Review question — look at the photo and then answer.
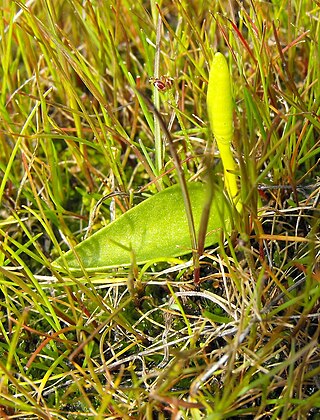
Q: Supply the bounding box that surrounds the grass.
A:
[0,0,319,418]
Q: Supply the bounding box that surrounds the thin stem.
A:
[153,15,163,181]
[137,90,199,282]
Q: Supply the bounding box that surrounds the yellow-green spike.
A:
[207,52,242,212]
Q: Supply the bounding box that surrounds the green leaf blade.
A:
[54,183,230,273]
